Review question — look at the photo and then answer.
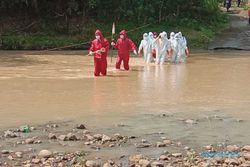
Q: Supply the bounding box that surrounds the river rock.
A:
[1,150,10,154]
[159,155,168,160]
[4,130,19,138]
[172,153,182,158]
[203,145,212,150]
[67,133,78,141]
[185,119,197,124]
[227,145,239,152]
[15,152,23,158]
[85,160,100,167]
[151,161,164,167]
[58,135,67,141]
[93,134,102,140]
[102,134,111,142]
[34,140,42,144]
[243,153,250,160]
[38,150,52,158]
[86,134,94,141]
[136,143,151,148]
[138,159,151,167]
[129,154,144,163]
[25,138,35,144]
[200,162,210,167]
[242,146,250,152]
[156,142,166,147]
[241,163,250,167]
[225,158,239,165]
[31,158,41,164]
[163,139,172,145]
[76,124,86,129]
[103,162,112,167]
[48,133,57,139]
[8,155,14,160]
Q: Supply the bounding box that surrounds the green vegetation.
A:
[0,0,229,50]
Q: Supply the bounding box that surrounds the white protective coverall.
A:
[153,32,170,64]
[138,33,152,63]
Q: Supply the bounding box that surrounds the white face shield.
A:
[95,35,100,40]
[120,35,124,39]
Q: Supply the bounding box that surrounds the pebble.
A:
[15,152,23,158]
[102,134,111,142]
[93,134,102,140]
[151,161,164,167]
[1,150,10,154]
[48,133,57,139]
[227,145,239,152]
[156,142,166,147]
[163,139,172,145]
[159,155,168,160]
[103,162,112,167]
[243,153,250,160]
[58,135,67,141]
[25,138,35,144]
[76,124,86,129]
[38,150,52,158]
[85,160,100,167]
[203,145,212,150]
[30,127,36,131]
[242,145,250,152]
[185,119,197,124]
[241,163,250,167]
[31,158,41,164]
[4,130,19,138]
[136,143,151,148]
[172,153,182,158]
[8,155,14,160]
[225,158,239,165]
[66,133,78,141]
[138,159,151,167]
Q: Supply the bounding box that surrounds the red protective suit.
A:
[113,30,137,70]
[89,30,110,76]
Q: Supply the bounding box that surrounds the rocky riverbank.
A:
[1,120,250,167]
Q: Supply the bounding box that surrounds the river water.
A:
[0,50,250,148]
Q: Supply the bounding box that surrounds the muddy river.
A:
[0,50,250,149]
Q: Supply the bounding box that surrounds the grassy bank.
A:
[0,14,229,50]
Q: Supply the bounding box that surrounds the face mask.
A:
[95,35,100,40]
[120,35,124,39]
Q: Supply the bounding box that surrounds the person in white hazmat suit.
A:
[153,32,170,65]
[169,32,178,63]
[178,32,189,63]
[172,32,189,63]
[138,33,152,63]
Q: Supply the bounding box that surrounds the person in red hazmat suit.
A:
[89,29,110,76]
[111,30,137,70]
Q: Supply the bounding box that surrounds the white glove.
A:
[89,51,94,55]
[111,42,115,46]
[133,50,137,55]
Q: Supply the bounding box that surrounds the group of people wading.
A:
[89,29,189,77]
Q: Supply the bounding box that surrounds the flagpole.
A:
[111,22,115,63]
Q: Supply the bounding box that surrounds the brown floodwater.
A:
[0,50,250,147]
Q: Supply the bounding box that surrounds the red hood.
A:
[95,29,104,39]
[119,30,127,39]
